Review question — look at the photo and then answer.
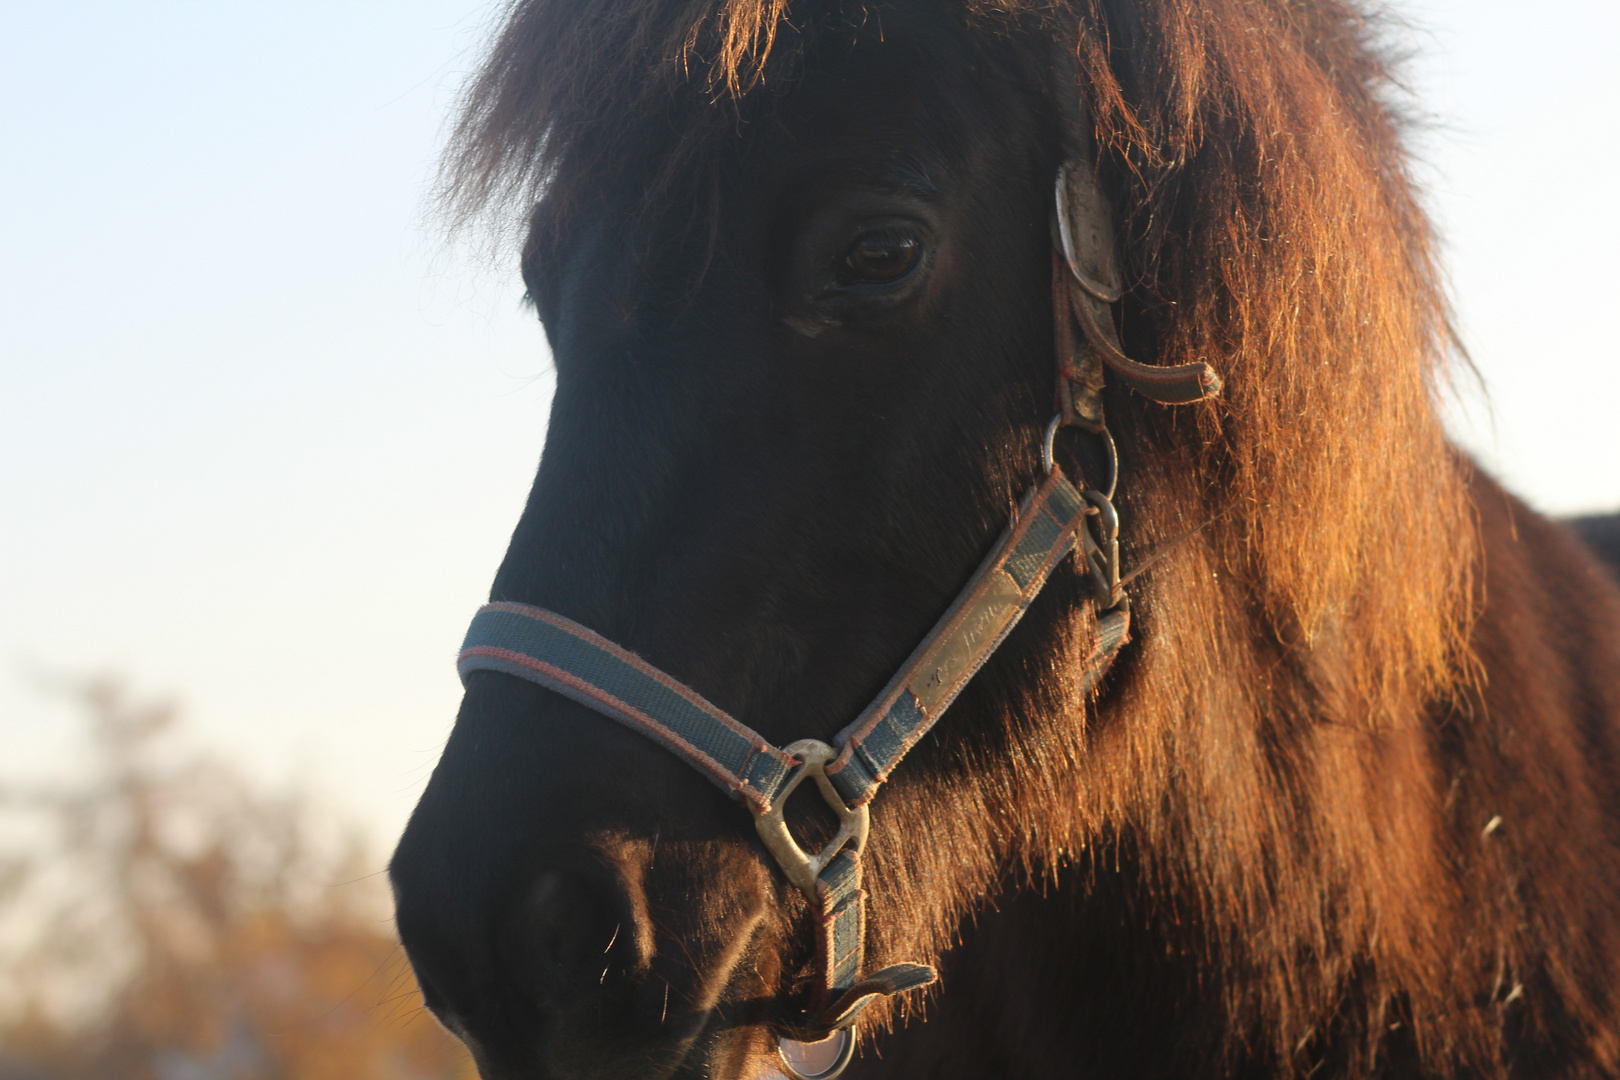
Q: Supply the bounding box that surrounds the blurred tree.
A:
[0,678,473,1080]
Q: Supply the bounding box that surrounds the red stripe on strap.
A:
[458,644,775,812]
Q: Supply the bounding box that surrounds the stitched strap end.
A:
[818,963,938,1032]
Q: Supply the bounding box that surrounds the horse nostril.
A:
[503,868,640,1005]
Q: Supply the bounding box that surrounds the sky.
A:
[2,1,1616,863]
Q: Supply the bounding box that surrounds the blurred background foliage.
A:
[0,679,472,1080]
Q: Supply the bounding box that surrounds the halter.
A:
[456,159,1219,1080]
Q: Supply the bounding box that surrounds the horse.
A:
[1574,514,1620,580]
[388,1,1620,1077]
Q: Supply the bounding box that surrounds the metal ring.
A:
[777,1028,857,1080]
[1100,427,1119,501]
[1042,415,1117,501]
[1041,413,1062,475]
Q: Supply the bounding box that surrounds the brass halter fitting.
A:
[750,741,871,1080]
[750,740,870,897]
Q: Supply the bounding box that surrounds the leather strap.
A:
[825,466,1130,807]
[1053,160,1222,421]
[449,148,1207,1052]
[456,463,1131,1031]
[458,603,797,812]
[458,467,1119,812]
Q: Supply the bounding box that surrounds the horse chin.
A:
[461,1018,767,1080]
[595,1022,791,1080]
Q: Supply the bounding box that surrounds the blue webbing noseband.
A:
[453,158,1218,1078]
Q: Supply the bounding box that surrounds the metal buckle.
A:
[1041,413,1123,611]
[1079,488,1122,610]
[751,740,870,896]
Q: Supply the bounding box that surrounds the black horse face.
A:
[391,15,1065,1079]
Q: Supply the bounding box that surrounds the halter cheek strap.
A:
[457,464,1131,1038]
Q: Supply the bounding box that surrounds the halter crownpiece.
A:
[1052,159,1223,431]
[455,154,1218,1080]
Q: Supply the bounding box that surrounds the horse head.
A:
[390,2,1620,1078]
[392,9,1088,1075]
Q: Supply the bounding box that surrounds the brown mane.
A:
[425,2,1620,1075]
[446,0,1470,712]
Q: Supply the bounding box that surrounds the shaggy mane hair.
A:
[431,1,1620,1076]
[445,0,1470,716]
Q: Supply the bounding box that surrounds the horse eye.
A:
[837,232,921,286]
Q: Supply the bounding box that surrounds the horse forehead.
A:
[769,43,1031,183]
[542,22,1027,237]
